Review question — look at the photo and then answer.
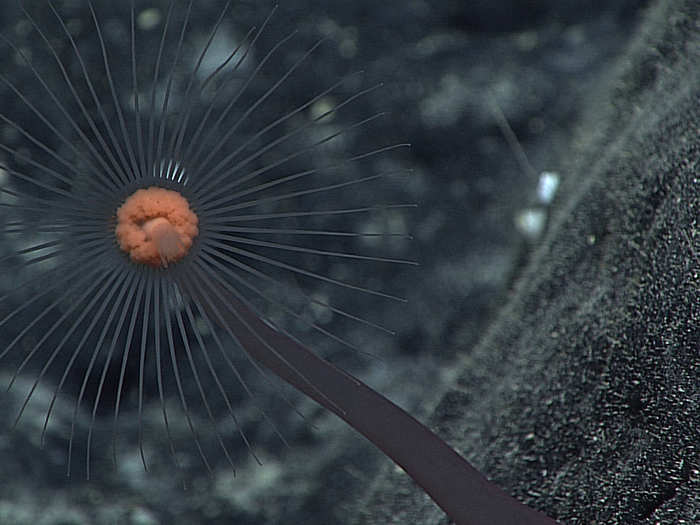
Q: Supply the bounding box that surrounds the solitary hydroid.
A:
[0,2,562,524]
[0,0,411,477]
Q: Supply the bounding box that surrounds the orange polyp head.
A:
[115,186,199,268]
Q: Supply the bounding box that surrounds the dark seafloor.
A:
[0,0,696,524]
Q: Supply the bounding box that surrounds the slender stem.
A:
[183,276,560,525]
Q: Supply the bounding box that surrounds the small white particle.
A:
[137,8,162,31]
[537,171,560,205]
[515,208,547,239]
[130,507,159,525]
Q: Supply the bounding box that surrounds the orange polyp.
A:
[115,187,199,267]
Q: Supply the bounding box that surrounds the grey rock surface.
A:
[351,0,699,523]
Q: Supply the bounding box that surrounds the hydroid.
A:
[0,2,562,524]
[0,0,411,477]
